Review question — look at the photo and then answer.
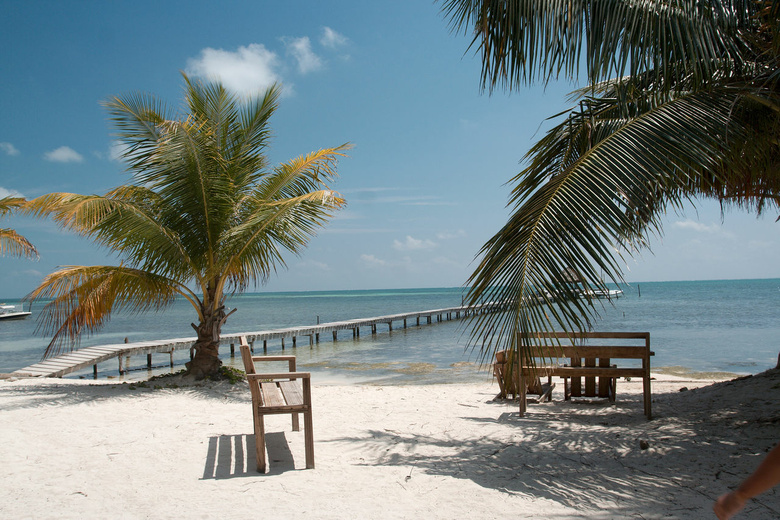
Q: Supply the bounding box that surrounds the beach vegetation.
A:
[24,75,349,379]
[0,197,38,259]
[442,1,779,361]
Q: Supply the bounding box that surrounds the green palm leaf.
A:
[25,75,350,378]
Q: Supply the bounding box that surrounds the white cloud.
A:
[672,220,720,234]
[431,256,461,267]
[0,142,20,156]
[393,235,437,251]
[44,146,83,163]
[296,259,331,272]
[436,229,467,240]
[359,254,387,266]
[0,186,24,198]
[285,37,322,74]
[320,27,348,48]
[186,44,281,97]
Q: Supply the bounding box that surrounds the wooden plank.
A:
[584,357,596,396]
[524,346,652,359]
[598,358,612,398]
[570,356,581,397]
[522,331,649,340]
[260,382,286,408]
[279,380,304,407]
[545,367,646,378]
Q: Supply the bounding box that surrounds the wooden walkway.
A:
[10,302,503,379]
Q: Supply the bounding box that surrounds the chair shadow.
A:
[201,432,296,479]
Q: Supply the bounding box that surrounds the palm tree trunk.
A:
[185,304,226,379]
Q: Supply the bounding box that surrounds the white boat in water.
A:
[0,304,32,320]
[583,288,623,300]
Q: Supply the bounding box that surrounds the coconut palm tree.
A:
[0,197,38,259]
[441,1,779,358]
[25,75,349,378]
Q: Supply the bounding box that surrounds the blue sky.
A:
[1,0,778,299]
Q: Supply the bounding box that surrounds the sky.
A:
[1,0,778,299]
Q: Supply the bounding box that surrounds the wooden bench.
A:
[513,332,654,419]
[493,350,555,402]
[239,338,314,472]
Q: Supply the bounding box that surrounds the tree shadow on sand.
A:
[0,377,250,411]
[326,371,780,519]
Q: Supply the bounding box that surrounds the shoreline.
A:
[0,363,753,387]
[2,370,779,518]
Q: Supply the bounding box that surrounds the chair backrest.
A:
[239,339,261,404]
[240,339,255,374]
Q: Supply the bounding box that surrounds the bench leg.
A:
[518,369,527,417]
[292,412,300,432]
[304,410,315,469]
[643,376,652,420]
[254,414,267,473]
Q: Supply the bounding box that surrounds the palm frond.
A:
[28,75,348,372]
[441,0,760,92]
[27,265,194,358]
[219,189,346,293]
[0,197,38,259]
[466,85,752,362]
[0,228,38,259]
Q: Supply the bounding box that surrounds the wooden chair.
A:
[493,349,555,402]
[239,339,314,473]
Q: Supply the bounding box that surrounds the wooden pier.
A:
[10,302,503,379]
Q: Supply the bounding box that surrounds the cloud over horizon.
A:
[0,186,24,198]
[0,142,20,156]
[321,27,348,49]
[393,235,437,251]
[186,28,348,97]
[186,44,281,97]
[44,146,83,163]
[673,220,721,234]
[285,37,322,74]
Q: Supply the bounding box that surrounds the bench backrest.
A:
[239,340,262,405]
[516,331,651,364]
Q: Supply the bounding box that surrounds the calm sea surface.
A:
[1,279,778,383]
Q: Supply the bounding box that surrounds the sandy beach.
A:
[1,371,779,519]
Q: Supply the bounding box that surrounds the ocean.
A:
[1,279,779,384]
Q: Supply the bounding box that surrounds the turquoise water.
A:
[1,280,778,383]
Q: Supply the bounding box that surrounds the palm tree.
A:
[0,197,38,259]
[25,75,349,379]
[441,1,779,359]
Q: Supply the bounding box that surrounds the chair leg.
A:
[254,414,266,473]
[303,410,315,469]
[292,411,300,432]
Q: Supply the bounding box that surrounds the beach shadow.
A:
[0,379,249,411]
[201,432,296,479]
[325,375,780,519]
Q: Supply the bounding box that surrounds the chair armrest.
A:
[252,355,297,362]
[247,372,311,380]
[249,355,297,373]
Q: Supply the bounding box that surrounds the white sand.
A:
[1,371,779,519]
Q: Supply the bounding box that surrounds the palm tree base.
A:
[185,342,223,380]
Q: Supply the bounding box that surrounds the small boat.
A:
[585,288,623,300]
[0,304,32,320]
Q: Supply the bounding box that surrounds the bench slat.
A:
[538,366,647,378]
[279,380,304,407]
[523,346,652,359]
[260,382,286,408]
